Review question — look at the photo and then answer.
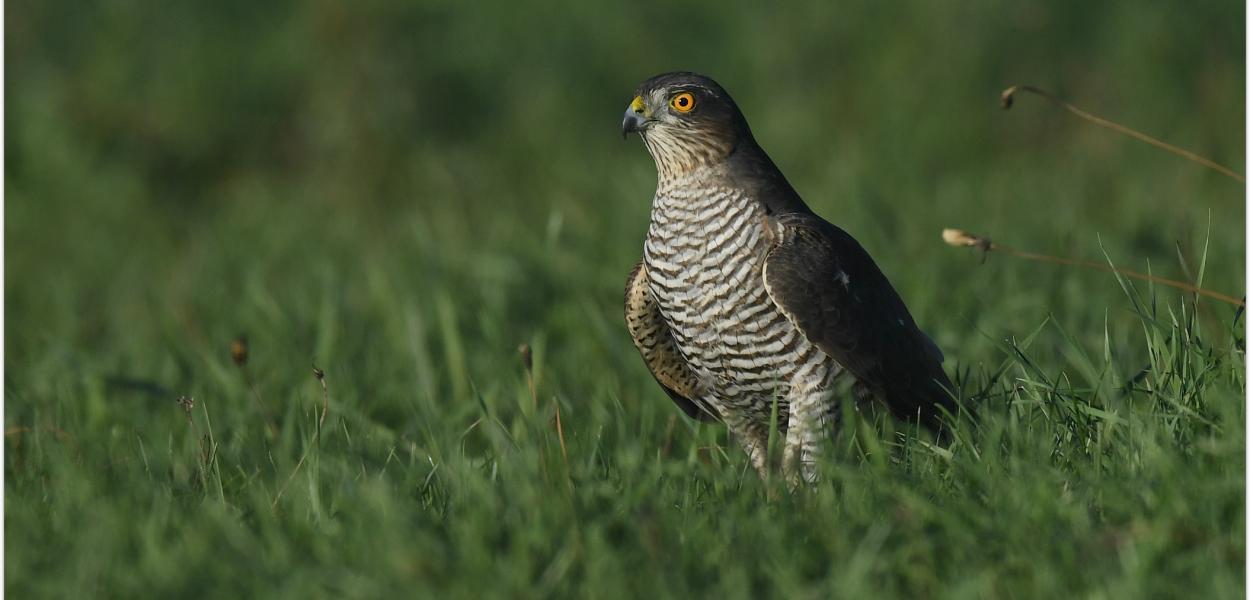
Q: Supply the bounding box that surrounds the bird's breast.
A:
[643,184,819,397]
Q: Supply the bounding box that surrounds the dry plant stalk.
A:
[942,228,1244,307]
[551,397,573,495]
[313,366,328,441]
[271,367,331,510]
[660,413,677,458]
[518,344,537,412]
[177,395,210,485]
[232,335,278,436]
[520,343,570,487]
[272,452,308,509]
[1001,85,1245,183]
[518,343,556,485]
[552,399,569,466]
[4,426,77,448]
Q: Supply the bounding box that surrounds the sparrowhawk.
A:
[622,72,956,484]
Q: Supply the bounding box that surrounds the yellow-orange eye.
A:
[670,92,696,113]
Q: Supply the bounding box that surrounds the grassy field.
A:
[5,1,1246,597]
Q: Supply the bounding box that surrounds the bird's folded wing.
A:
[760,212,955,426]
[624,261,719,422]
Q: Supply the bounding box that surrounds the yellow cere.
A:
[630,96,646,114]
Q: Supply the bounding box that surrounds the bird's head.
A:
[622,72,752,177]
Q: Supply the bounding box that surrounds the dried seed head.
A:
[230,335,249,367]
[1000,86,1017,110]
[517,343,533,372]
[943,228,995,264]
[942,228,983,248]
[177,395,196,413]
[312,366,325,381]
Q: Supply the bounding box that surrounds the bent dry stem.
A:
[942,228,1244,307]
[1001,84,1245,184]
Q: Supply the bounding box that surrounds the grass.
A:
[5,1,1245,597]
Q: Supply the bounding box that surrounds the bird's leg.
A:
[722,414,771,480]
[783,384,835,487]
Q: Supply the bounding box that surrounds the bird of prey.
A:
[621,72,955,484]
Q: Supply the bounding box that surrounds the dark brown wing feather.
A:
[761,212,956,428]
[624,261,719,422]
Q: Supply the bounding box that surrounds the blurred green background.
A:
[5,1,1245,597]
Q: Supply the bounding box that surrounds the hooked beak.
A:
[621,95,649,139]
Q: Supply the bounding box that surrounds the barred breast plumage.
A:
[642,172,838,428]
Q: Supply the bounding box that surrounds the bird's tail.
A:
[876,359,961,434]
